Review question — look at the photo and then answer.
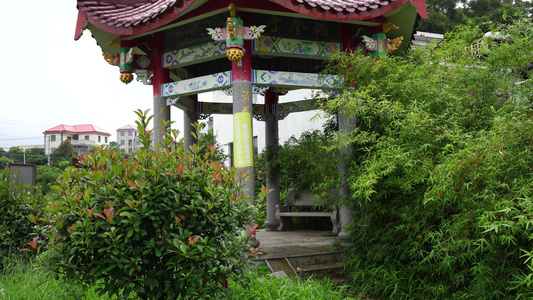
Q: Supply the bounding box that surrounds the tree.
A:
[323,18,533,298]
[417,0,532,33]
[26,148,48,166]
[197,125,228,163]
[418,0,466,33]
[108,141,120,151]
[0,157,13,169]
[464,0,532,29]
[7,147,24,164]
[50,140,74,168]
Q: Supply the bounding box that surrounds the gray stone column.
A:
[263,91,280,231]
[183,93,198,151]
[153,96,170,146]
[183,111,198,151]
[337,112,356,246]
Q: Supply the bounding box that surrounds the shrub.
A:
[31,110,256,299]
[0,169,44,268]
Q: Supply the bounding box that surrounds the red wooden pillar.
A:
[231,37,255,204]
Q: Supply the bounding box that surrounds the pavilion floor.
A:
[253,229,340,260]
[250,229,345,282]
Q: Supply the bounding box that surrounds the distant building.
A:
[412,31,444,48]
[43,124,111,155]
[116,125,141,154]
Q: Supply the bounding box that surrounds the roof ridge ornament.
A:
[228,2,237,18]
[206,3,266,66]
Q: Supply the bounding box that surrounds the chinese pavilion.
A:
[74,0,427,244]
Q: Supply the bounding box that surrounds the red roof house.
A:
[43,124,111,155]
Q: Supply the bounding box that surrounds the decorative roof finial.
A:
[228,3,237,17]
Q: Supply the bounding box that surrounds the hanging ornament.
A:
[119,47,134,84]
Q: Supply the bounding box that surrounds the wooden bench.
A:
[275,189,339,234]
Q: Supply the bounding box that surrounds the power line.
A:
[0,137,42,141]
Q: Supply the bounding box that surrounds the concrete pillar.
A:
[183,95,198,151]
[151,32,170,146]
[263,90,280,231]
[337,112,356,246]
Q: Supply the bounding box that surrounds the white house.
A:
[43,124,111,155]
[116,124,141,154]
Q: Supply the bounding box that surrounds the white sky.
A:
[0,2,171,150]
[0,2,327,151]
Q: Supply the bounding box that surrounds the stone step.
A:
[264,258,300,279]
[287,252,342,268]
[297,260,343,279]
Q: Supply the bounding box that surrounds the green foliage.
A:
[324,19,533,299]
[255,129,339,194]
[50,140,74,168]
[0,169,44,268]
[36,166,62,196]
[0,156,14,169]
[32,109,255,299]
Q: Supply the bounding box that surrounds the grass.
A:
[0,256,112,300]
[228,273,359,300]
[0,256,360,299]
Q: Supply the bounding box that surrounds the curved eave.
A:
[75,0,426,41]
[270,0,427,21]
[74,0,200,40]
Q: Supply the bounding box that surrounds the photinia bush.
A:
[30,110,255,299]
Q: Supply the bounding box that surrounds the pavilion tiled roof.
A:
[79,0,177,29]
[75,0,427,39]
[271,0,427,21]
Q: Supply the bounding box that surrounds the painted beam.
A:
[193,99,323,115]
[162,70,339,98]
[252,70,341,89]
[163,40,227,69]
[162,36,341,69]
[252,36,341,58]
[162,71,232,97]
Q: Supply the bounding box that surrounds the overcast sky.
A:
[0,2,183,150]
